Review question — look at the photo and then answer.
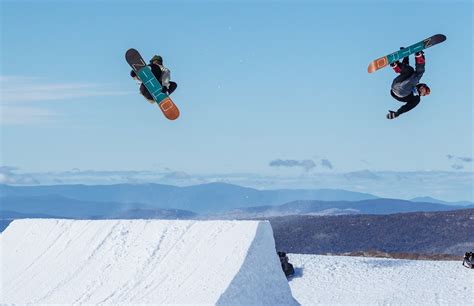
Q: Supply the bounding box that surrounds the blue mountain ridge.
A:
[1,183,471,218]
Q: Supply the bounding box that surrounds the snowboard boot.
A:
[390,61,402,73]
[386,110,398,120]
[415,51,425,64]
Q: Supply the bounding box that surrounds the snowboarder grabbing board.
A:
[125,48,180,120]
[386,49,430,119]
[367,34,446,119]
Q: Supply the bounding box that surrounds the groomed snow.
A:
[0,219,297,305]
[288,253,472,305]
[3,219,470,305]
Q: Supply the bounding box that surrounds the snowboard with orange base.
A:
[126,48,180,120]
[367,34,446,74]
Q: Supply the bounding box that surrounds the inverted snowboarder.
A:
[386,50,430,119]
[130,54,178,103]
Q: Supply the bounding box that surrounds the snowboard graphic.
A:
[125,48,180,120]
[368,34,446,73]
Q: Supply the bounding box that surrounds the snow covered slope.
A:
[0,219,297,305]
[288,254,472,305]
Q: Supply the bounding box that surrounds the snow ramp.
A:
[1,219,298,305]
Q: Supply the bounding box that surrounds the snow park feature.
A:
[1,219,472,305]
[0,219,297,305]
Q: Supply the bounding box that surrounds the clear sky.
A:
[1,0,472,176]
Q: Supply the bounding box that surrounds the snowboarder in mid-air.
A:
[387,50,431,119]
[130,55,178,103]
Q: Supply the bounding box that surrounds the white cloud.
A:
[0,166,39,184]
[1,76,131,103]
[1,105,61,125]
[0,75,133,125]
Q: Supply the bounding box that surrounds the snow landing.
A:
[288,253,472,305]
[0,219,297,305]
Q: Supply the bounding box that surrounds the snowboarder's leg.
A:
[399,63,414,79]
[390,61,402,73]
[390,64,415,98]
[392,63,415,84]
[402,56,409,65]
[391,47,410,73]
[415,51,425,65]
[414,51,426,75]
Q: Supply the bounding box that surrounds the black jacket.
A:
[149,64,163,83]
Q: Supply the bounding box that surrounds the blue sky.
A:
[1,0,472,182]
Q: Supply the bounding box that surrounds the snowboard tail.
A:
[125,48,180,120]
[368,34,446,73]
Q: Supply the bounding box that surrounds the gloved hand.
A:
[386,110,398,120]
[161,86,169,93]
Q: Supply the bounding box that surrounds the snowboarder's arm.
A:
[395,95,420,117]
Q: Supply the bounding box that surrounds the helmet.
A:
[416,83,430,95]
[150,55,163,65]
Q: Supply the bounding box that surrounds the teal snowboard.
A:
[125,48,179,120]
[368,34,446,73]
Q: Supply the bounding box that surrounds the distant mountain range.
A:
[1,183,471,215]
[210,198,474,219]
[410,196,473,206]
[0,183,379,214]
[1,183,472,219]
[0,195,197,219]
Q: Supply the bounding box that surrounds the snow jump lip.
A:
[1,219,298,305]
